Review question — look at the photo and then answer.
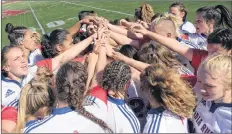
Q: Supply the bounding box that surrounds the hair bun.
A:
[5,23,14,33]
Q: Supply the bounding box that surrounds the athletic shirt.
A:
[192,99,232,133]
[1,106,17,123]
[2,75,22,109]
[23,85,108,133]
[191,49,208,74]
[126,80,149,130]
[143,107,188,133]
[179,20,196,34]
[28,48,44,67]
[180,33,207,50]
[106,95,141,133]
[21,65,38,87]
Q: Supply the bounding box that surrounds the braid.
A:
[41,34,59,58]
[141,3,155,23]
[56,62,112,132]
[76,105,113,133]
[101,61,131,92]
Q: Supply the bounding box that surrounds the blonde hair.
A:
[141,3,155,23]
[151,12,180,36]
[199,53,232,91]
[15,67,55,133]
[141,64,196,118]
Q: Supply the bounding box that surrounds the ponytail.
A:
[214,5,232,29]
[5,23,27,45]
[41,34,58,58]
[196,5,232,30]
[15,67,55,133]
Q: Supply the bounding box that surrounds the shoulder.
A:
[23,115,55,133]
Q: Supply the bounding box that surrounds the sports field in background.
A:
[2,0,231,48]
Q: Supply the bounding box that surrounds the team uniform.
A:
[1,106,17,124]
[23,85,108,133]
[126,80,149,130]
[191,49,208,74]
[191,98,232,133]
[2,75,22,109]
[179,20,196,34]
[36,57,85,74]
[28,48,44,67]
[143,107,188,133]
[106,95,141,133]
[181,33,208,50]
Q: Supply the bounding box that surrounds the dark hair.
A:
[56,61,112,132]
[196,5,232,29]
[169,2,187,22]
[5,23,27,45]
[137,41,180,67]
[1,45,21,76]
[78,10,96,20]
[41,29,69,58]
[207,28,232,50]
[151,13,163,22]
[101,61,131,93]
[119,45,138,59]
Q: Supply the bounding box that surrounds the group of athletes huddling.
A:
[1,2,232,133]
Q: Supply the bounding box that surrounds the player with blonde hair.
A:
[192,54,232,133]
[141,64,196,133]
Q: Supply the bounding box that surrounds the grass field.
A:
[2,0,231,48]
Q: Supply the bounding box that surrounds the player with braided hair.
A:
[101,60,140,133]
[134,3,155,24]
[141,64,196,133]
[24,61,112,133]
[5,23,44,67]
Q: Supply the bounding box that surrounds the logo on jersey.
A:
[5,89,15,98]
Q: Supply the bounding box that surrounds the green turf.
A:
[2,0,231,48]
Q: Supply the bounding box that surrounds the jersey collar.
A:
[52,106,74,115]
[209,101,232,113]
[148,106,165,114]
[108,95,125,105]
[1,74,22,88]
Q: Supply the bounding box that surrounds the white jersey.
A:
[143,107,188,133]
[28,49,44,67]
[179,21,196,34]
[126,80,149,130]
[21,65,38,87]
[106,96,141,133]
[23,85,108,133]
[192,98,232,133]
[23,107,107,133]
[181,33,207,50]
[1,75,22,109]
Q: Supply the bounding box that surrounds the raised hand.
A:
[130,23,149,35]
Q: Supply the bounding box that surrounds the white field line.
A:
[27,1,45,34]
[61,1,133,17]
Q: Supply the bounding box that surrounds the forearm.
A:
[146,31,193,61]
[68,21,82,36]
[120,55,149,71]
[108,23,128,35]
[110,31,139,49]
[52,34,94,71]
[86,55,99,93]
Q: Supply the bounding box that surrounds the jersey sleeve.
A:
[36,58,52,72]
[89,85,107,104]
[191,49,208,74]
[1,106,17,123]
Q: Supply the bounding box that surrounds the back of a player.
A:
[23,107,106,133]
[106,96,141,133]
[143,108,188,133]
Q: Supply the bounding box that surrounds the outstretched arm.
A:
[132,24,194,61]
[51,34,96,72]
